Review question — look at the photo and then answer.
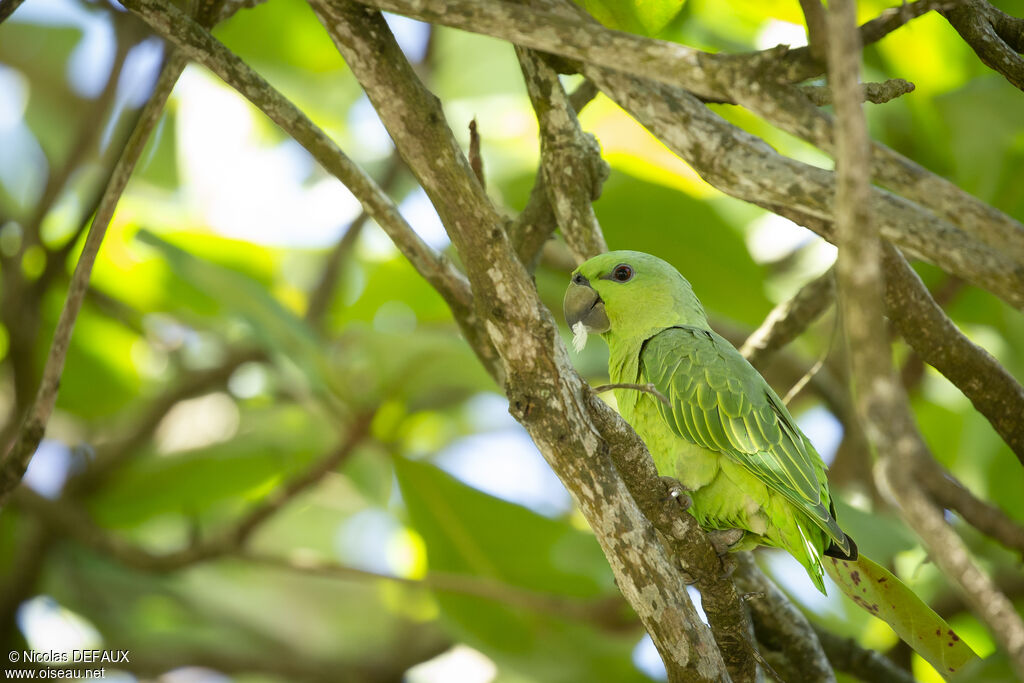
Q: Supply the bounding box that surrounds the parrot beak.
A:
[564,279,610,334]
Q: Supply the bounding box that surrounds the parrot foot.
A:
[660,476,692,511]
[707,528,744,555]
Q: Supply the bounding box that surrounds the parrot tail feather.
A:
[824,533,858,561]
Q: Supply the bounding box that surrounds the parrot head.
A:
[563,250,708,351]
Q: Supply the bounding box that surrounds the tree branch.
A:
[917,460,1024,557]
[118,0,473,317]
[516,47,608,263]
[800,79,915,106]
[351,0,738,100]
[509,79,600,269]
[944,0,1024,91]
[797,0,828,61]
[0,0,26,26]
[351,0,1024,307]
[880,243,1024,466]
[305,154,404,326]
[585,70,1024,310]
[811,624,915,683]
[308,3,738,679]
[16,413,372,571]
[733,553,834,683]
[0,51,189,508]
[740,266,835,366]
[243,551,634,630]
[826,0,1024,675]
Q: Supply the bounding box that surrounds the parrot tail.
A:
[824,533,858,561]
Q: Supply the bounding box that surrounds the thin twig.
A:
[17,413,373,570]
[592,383,670,408]
[800,78,915,105]
[118,0,473,318]
[0,51,190,508]
[305,154,404,326]
[740,266,835,366]
[243,551,634,629]
[468,118,485,189]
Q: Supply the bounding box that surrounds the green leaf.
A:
[394,456,646,682]
[135,229,337,400]
[596,171,772,326]
[578,0,686,36]
[826,554,979,676]
[91,405,334,527]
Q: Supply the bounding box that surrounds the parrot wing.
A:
[640,325,852,555]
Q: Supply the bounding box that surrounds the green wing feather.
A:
[640,326,851,555]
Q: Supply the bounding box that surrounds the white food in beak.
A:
[571,321,588,353]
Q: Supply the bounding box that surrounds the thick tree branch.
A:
[516,47,608,263]
[917,460,1024,557]
[779,0,958,83]
[586,70,1024,309]
[739,204,1024,468]
[309,3,739,679]
[585,396,755,682]
[350,0,1024,307]
[509,79,600,269]
[827,1,1024,676]
[812,625,915,683]
[352,0,738,100]
[733,553,834,683]
[944,0,1024,91]
[357,0,1024,273]
[880,244,1024,466]
[0,51,189,508]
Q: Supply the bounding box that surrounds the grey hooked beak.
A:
[564,277,610,334]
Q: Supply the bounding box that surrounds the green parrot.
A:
[563,250,856,594]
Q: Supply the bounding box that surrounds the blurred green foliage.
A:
[1,0,1022,680]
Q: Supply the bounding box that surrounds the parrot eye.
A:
[572,272,586,285]
[612,264,634,282]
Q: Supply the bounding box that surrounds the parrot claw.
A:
[660,476,692,510]
[708,528,744,555]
